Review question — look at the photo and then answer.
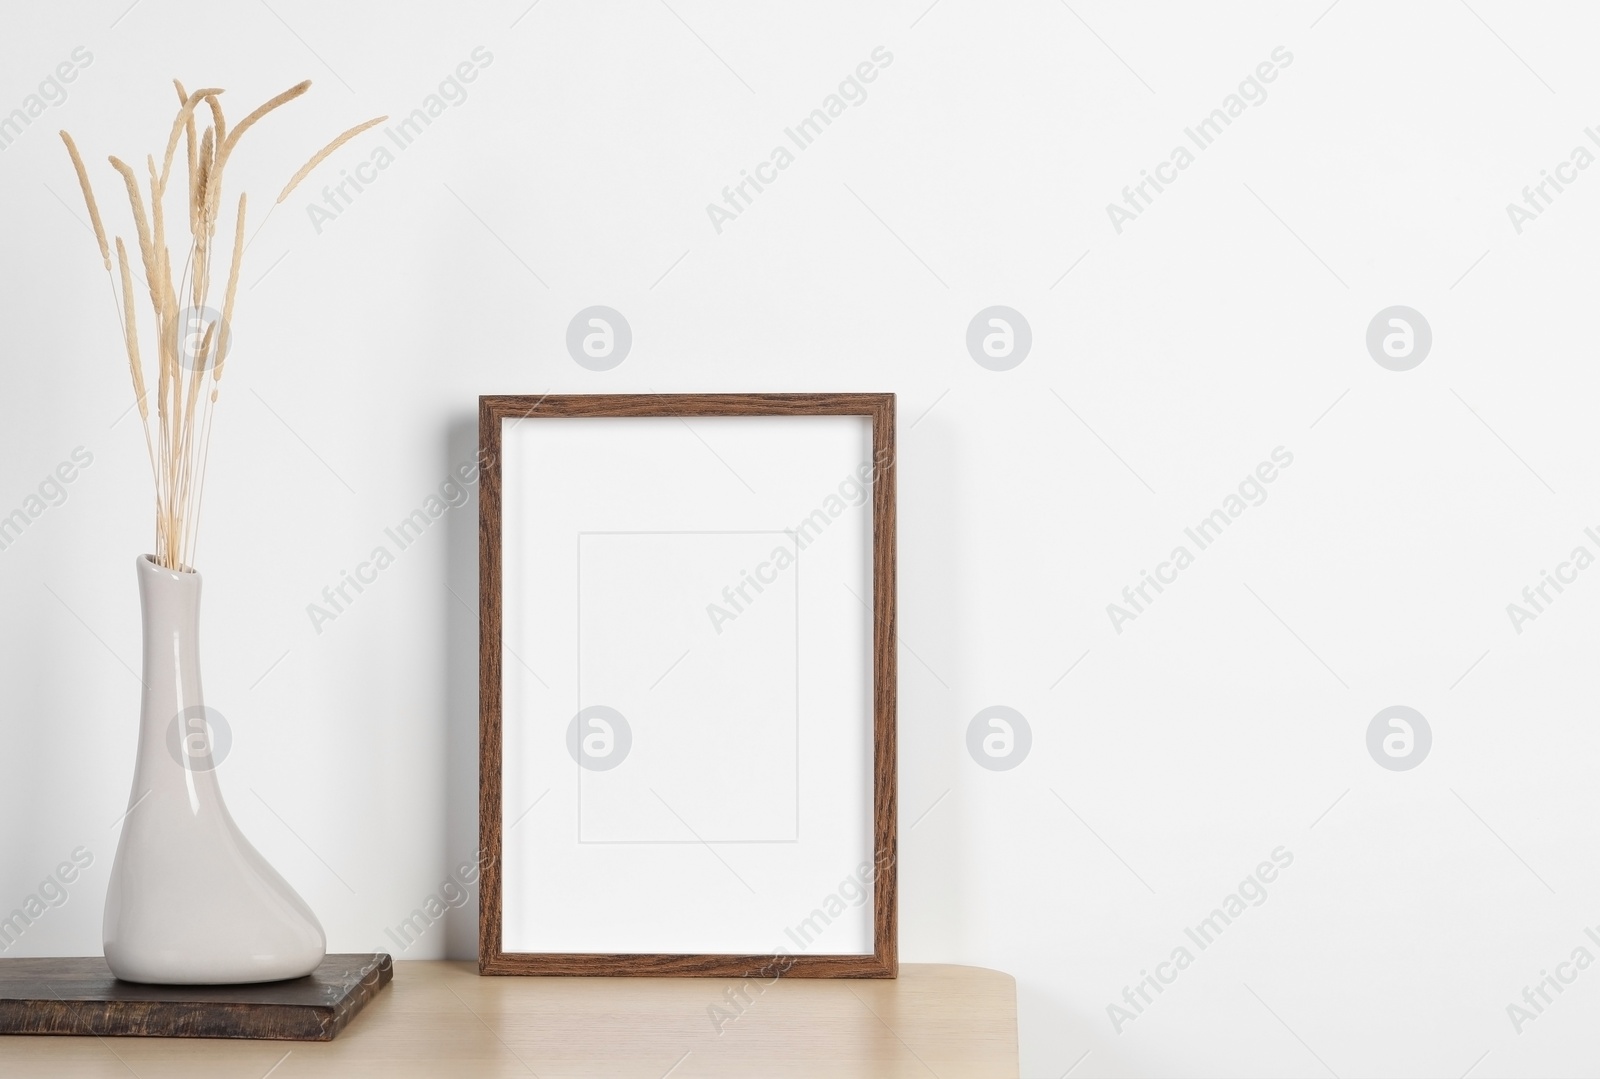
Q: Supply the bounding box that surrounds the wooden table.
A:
[0,961,1018,1077]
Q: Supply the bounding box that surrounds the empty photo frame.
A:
[479,394,897,977]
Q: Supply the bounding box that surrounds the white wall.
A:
[2,1,1597,1074]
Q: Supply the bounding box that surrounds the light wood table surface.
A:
[0,961,1018,1077]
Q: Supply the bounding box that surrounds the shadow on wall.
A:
[902,411,965,955]
[443,414,482,960]
[368,414,491,959]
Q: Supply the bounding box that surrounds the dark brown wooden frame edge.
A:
[479,393,897,978]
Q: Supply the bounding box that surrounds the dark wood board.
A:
[0,953,391,1041]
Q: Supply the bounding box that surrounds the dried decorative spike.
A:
[59,131,110,270]
[277,115,387,204]
[219,80,310,164]
[157,86,224,195]
[107,157,158,306]
[116,238,147,421]
[215,193,246,382]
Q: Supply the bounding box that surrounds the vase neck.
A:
[138,554,202,653]
[133,554,213,789]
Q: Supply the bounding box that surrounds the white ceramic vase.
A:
[102,554,325,984]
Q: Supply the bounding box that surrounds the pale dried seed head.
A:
[116,238,148,422]
[277,115,387,204]
[59,131,110,270]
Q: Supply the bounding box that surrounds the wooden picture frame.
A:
[479,393,897,977]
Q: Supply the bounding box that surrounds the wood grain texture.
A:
[0,954,391,1041]
[479,393,897,979]
[0,961,1017,1078]
[478,392,506,974]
